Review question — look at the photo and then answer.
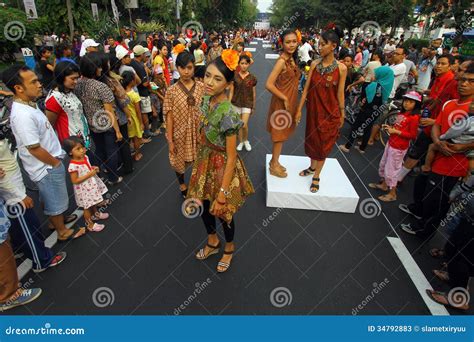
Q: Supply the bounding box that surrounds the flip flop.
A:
[57,227,86,242]
[49,213,79,230]
[433,269,450,283]
[426,289,449,305]
[429,248,446,258]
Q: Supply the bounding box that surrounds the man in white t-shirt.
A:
[383,38,396,55]
[1,65,85,242]
[417,48,437,91]
[298,38,314,64]
[389,47,407,99]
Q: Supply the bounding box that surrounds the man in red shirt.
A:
[400,62,474,236]
[398,57,467,183]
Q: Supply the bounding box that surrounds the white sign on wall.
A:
[23,0,38,19]
[91,3,99,21]
[124,0,138,9]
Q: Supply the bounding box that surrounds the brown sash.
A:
[177,80,197,106]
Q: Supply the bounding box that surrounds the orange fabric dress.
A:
[305,60,341,160]
[266,57,301,142]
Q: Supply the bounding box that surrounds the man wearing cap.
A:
[79,38,99,57]
[130,45,156,138]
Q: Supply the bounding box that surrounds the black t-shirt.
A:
[38,59,54,89]
[130,60,150,97]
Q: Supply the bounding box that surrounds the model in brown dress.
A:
[265,30,301,178]
[164,51,205,198]
[296,29,347,192]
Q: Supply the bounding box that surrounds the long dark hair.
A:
[279,29,298,63]
[54,61,80,93]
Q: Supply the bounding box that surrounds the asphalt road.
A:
[6,39,472,316]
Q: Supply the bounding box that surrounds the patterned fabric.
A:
[200,96,243,148]
[231,72,257,109]
[73,78,115,133]
[162,81,205,174]
[106,73,130,126]
[207,46,223,63]
[68,156,108,209]
[0,201,11,244]
[187,97,254,223]
[45,90,91,148]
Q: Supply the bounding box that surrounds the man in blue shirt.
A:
[55,43,77,64]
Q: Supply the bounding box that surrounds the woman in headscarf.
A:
[339,65,394,153]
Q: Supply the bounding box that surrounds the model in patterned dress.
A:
[63,136,109,232]
[296,28,347,193]
[163,51,205,198]
[187,51,254,273]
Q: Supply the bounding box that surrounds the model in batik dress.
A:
[187,51,254,273]
[296,28,347,193]
[163,51,205,198]
[265,30,301,178]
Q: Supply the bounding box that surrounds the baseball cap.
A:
[132,45,149,56]
[402,91,422,102]
[115,45,130,60]
[79,38,100,57]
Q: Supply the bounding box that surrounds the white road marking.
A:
[17,207,83,279]
[336,145,450,316]
[244,47,256,52]
[265,54,280,59]
[388,237,450,316]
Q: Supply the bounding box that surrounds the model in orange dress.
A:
[296,28,347,192]
[265,30,301,178]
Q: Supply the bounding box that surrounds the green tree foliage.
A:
[270,0,416,35]
[417,0,472,33]
[0,7,49,56]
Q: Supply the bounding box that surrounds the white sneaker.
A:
[244,141,252,151]
[237,143,243,151]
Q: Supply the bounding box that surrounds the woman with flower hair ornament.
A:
[187,49,254,273]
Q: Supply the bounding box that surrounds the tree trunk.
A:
[66,0,74,39]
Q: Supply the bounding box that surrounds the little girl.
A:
[229,54,257,151]
[64,136,109,232]
[121,71,145,161]
[369,91,422,202]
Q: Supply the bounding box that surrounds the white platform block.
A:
[244,47,256,52]
[266,155,359,213]
[250,41,258,45]
[265,53,280,59]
